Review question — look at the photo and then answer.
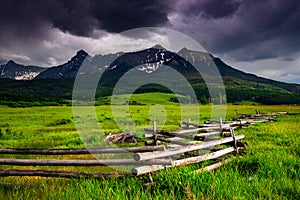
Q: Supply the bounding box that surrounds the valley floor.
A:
[0,104,299,199]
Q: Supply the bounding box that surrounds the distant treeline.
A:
[0,78,299,107]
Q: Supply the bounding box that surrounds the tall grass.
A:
[0,101,299,199]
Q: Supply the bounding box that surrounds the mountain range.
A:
[0,60,45,80]
[0,45,300,106]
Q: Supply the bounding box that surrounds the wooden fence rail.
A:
[0,169,121,178]
[133,135,244,161]
[132,147,241,175]
[0,145,165,155]
[0,112,285,178]
[0,158,172,166]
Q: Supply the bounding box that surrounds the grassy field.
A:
[0,93,299,199]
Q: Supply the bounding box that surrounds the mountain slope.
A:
[177,48,300,94]
[97,46,300,104]
[3,46,299,95]
[0,46,299,105]
[212,57,300,94]
[0,60,45,80]
[35,50,88,79]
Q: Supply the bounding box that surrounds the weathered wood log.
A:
[183,121,251,130]
[143,133,164,138]
[159,137,184,142]
[171,128,223,134]
[193,158,233,174]
[0,145,165,155]
[131,165,166,176]
[226,120,253,126]
[181,122,231,129]
[146,126,228,134]
[158,131,205,140]
[145,129,227,141]
[131,147,238,175]
[0,169,123,178]
[0,158,171,166]
[157,137,198,146]
[277,111,288,115]
[133,134,244,161]
[106,131,137,143]
[171,147,236,166]
[171,131,229,139]
[251,119,270,123]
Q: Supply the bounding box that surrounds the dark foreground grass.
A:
[0,104,299,199]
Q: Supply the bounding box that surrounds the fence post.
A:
[219,117,223,136]
[230,128,238,153]
[153,121,157,145]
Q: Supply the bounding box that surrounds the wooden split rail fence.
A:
[0,112,286,178]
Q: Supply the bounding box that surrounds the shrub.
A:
[0,129,4,139]
[47,119,72,126]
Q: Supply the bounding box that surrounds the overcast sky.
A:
[0,0,300,83]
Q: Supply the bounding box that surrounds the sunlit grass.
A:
[0,95,299,199]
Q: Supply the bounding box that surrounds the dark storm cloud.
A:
[0,0,300,83]
[2,0,299,62]
[174,0,300,61]
[180,0,241,19]
[0,0,171,38]
[90,0,172,33]
[0,0,173,66]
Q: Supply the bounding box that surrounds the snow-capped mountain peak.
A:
[0,60,45,80]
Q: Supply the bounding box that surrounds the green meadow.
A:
[0,93,299,199]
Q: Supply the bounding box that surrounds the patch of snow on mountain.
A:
[1,66,6,76]
[15,71,41,80]
[137,62,162,74]
[111,65,117,70]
